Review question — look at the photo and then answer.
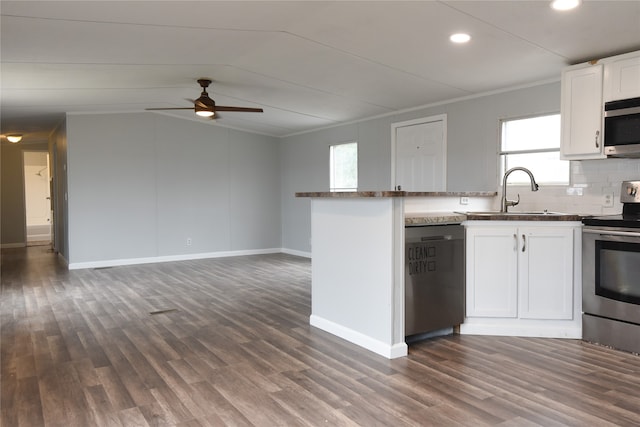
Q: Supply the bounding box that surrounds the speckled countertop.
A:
[294,191,585,223]
[405,212,467,225]
[405,211,586,225]
[295,191,496,198]
[463,212,584,221]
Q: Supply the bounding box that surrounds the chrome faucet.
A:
[500,167,539,212]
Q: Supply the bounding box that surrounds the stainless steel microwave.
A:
[604,96,640,157]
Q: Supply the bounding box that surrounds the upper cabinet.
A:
[560,50,640,160]
[603,53,640,102]
[560,63,604,160]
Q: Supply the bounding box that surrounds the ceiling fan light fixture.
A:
[551,0,581,11]
[6,134,22,143]
[196,110,215,118]
[450,33,471,44]
[145,78,261,118]
[194,90,216,118]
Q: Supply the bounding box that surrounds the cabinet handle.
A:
[513,233,518,251]
[522,234,526,252]
[595,130,600,148]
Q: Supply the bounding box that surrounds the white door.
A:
[393,115,446,191]
[23,151,52,243]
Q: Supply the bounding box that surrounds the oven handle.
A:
[584,228,640,239]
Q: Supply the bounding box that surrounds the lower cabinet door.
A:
[518,227,574,320]
[466,227,518,318]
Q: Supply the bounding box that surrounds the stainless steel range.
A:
[582,181,640,354]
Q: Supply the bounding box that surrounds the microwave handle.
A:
[595,130,599,148]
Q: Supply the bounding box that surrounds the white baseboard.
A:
[1,242,26,249]
[310,314,408,359]
[27,234,52,242]
[459,322,582,339]
[68,247,312,270]
[280,248,311,258]
[68,247,282,270]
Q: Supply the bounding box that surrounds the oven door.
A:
[583,227,640,325]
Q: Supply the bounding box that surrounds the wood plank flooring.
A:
[2,246,640,426]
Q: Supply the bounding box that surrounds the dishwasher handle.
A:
[420,235,457,241]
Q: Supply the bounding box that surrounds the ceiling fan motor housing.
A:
[195,79,216,116]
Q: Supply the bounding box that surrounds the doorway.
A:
[392,115,447,191]
[23,151,52,245]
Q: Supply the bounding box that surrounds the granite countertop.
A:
[406,211,587,224]
[404,191,496,197]
[405,212,467,225]
[462,211,584,221]
[295,191,496,198]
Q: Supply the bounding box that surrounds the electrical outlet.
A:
[603,193,614,208]
[566,187,583,196]
[459,196,469,205]
[186,238,192,246]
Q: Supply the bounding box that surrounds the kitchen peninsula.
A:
[295,190,494,359]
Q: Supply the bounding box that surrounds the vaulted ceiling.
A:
[2,1,639,142]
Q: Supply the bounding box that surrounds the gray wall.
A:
[66,113,280,265]
[1,140,50,247]
[280,81,561,253]
[2,82,561,261]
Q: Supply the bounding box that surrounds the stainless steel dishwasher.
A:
[405,224,465,340]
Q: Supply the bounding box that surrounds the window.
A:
[499,113,569,185]
[330,142,357,192]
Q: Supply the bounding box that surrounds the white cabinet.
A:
[604,53,640,102]
[560,63,605,160]
[560,50,640,160]
[465,227,518,318]
[518,227,574,320]
[462,222,581,338]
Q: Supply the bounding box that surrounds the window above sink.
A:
[499,114,569,186]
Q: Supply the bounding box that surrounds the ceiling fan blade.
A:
[146,80,263,116]
[146,107,194,111]
[214,106,264,113]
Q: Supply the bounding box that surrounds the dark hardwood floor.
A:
[2,246,639,426]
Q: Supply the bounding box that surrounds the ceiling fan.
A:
[145,78,263,119]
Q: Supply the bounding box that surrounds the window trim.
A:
[498,112,569,186]
[329,141,358,192]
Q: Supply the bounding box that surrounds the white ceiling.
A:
[2,1,639,142]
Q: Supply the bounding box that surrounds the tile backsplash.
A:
[507,158,640,215]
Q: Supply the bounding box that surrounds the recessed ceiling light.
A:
[450,33,471,44]
[551,0,581,11]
